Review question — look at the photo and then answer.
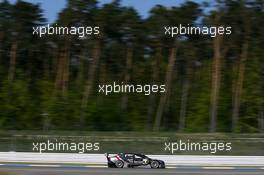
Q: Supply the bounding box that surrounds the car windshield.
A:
[136,154,148,159]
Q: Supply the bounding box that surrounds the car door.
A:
[133,154,144,166]
[124,154,134,164]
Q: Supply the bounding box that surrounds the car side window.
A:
[125,154,133,160]
[134,155,143,161]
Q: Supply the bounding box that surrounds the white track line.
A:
[1,163,264,170]
[29,164,61,167]
[166,166,177,169]
[202,167,235,169]
[85,165,108,168]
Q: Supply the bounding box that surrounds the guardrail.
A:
[1,152,264,166]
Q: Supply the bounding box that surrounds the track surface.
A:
[0,167,264,175]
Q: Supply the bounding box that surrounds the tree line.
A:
[0,0,263,132]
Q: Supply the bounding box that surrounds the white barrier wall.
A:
[0,152,264,166]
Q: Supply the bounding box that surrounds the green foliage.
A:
[0,0,263,133]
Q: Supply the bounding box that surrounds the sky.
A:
[8,0,204,23]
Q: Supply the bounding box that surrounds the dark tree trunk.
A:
[55,48,63,91]
[77,49,86,86]
[232,16,250,132]
[80,40,101,128]
[0,31,3,63]
[259,109,264,133]
[209,34,222,133]
[54,42,70,96]
[179,59,192,131]
[62,44,70,96]
[146,47,161,130]
[121,46,133,111]
[153,45,177,131]
[232,41,248,132]
[8,42,18,82]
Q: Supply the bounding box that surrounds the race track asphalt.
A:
[0,167,264,175]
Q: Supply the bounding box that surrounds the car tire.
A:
[150,160,160,169]
[159,164,165,168]
[115,160,124,168]
[108,163,115,168]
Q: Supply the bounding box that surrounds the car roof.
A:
[119,153,147,156]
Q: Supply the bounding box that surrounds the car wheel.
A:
[159,164,165,168]
[150,160,160,169]
[108,163,115,168]
[115,160,124,168]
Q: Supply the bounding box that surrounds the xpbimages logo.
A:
[164,140,232,154]
[98,82,166,95]
[32,140,100,153]
[32,24,100,38]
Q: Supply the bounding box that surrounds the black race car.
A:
[105,153,165,168]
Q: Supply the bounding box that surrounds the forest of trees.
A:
[0,0,263,132]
